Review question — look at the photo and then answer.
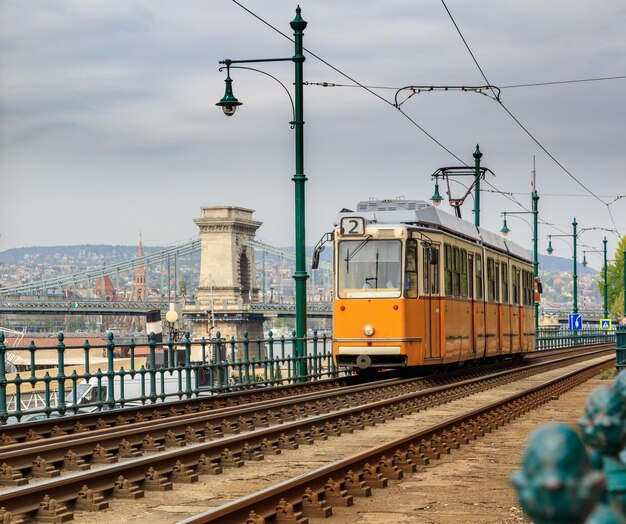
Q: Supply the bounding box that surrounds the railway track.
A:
[0,343,605,446]
[0,345,613,522]
[181,355,612,523]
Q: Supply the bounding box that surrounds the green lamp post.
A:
[546,218,579,314]
[581,237,609,318]
[216,7,309,378]
[499,189,540,342]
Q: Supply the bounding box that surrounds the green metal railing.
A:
[0,330,339,424]
[536,327,615,350]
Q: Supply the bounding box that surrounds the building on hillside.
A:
[134,234,146,302]
[92,275,116,302]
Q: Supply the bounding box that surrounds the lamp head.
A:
[430,181,443,207]
[547,238,554,255]
[216,74,242,116]
[165,310,179,324]
[582,255,588,267]
[500,216,510,236]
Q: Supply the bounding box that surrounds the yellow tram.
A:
[328,199,536,370]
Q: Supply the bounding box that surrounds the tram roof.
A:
[336,199,531,263]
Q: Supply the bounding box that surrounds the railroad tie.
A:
[25,429,43,442]
[378,456,403,480]
[0,434,17,445]
[91,444,118,464]
[31,457,59,478]
[0,507,23,524]
[220,419,240,434]
[278,434,298,450]
[171,460,199,484]
[308,425,327,441]
[406,443,430,466]
[34,495,72,523]
[265,411,281,425]
[220,448,245,468]
[0,463,27,486]
[134,412,146,423]
[94,419,108,430]
[142,435,165,453]
[252,413,269,428]
[143,467,173,491]
[63,450,89,471]
[117,439,141,458]
[274,498,306,523]
[393,450,417,473]
[72,422,88,434]
[343,470,372,496]
[114,416,129,427]
[197,454,223,475]
[164,430,186,448]
[294,430,313,446]
[245,510,265,524]
[361,463,388,488]
[112,475,144,499]
[323,422,341,437]
[203,423,223,439]
[185,426,204,444]
[301,487,332,518]
[324,478,353,507]
[74,484,109,511]
[237,416,254,432]
[241,443,264,461]
[260,438,281,455]
[49,426,67,438]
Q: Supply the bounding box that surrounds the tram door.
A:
[468,254,476,355]
[423,245,441,358]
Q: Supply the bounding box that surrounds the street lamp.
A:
[217,7,308,378]
[546,218,579,314]
[499,189,540,338]
[581,237,609,318]
[430,145,493,227]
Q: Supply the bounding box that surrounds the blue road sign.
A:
[568,313,583,330]
[600,318,612,330]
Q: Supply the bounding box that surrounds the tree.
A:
[598,235,626,318]
[179,278,187,298]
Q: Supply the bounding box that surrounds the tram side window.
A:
[501,263,509,304]
[476,254,483,299]
[522,270,533,306]
[512,266,520,304]
[423,245,439,295]
[405,239,418,298]
[487,257,496,301]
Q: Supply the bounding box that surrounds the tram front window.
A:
[338,239,402,298]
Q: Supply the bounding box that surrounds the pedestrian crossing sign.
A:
[600,318,612,330]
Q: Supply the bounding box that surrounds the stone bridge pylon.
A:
[186,206,265,344]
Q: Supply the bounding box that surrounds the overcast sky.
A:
[1,1,625,271]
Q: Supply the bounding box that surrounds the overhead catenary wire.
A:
[438,0,620,237]
[229,1,621,243]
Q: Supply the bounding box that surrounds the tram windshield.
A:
[337,239,402,298]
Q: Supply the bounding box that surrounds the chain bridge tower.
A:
[188,206,264,343]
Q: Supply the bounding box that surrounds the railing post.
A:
[184,332,192,398]
[268,330,275,382]
[148,332,157,402]
[243,331,250,385]
[0,333,8,424]
[56,332,67,416]
[106,332,116,409]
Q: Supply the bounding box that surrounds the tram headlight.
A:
[363,324,375,337]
